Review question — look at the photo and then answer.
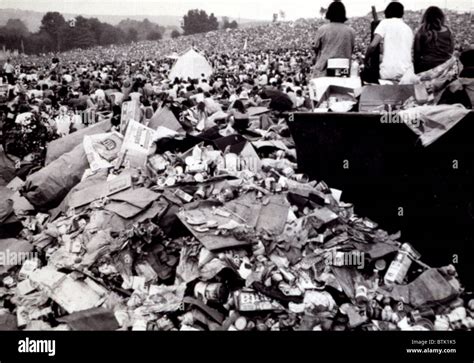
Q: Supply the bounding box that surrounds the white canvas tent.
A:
[168,48,213,81]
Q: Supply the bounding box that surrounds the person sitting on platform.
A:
[366,2,414,81]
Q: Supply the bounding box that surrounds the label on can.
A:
[355,285,368,306]
[384,251,412,285]
[205,283,227,302]
[234,290,282,312]
[194,187,206,199]
[187,163,207,174]
[194,282,227,303]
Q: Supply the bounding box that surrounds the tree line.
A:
[0,12,165,54]
[0,9,239,55]
[181,10,238,36]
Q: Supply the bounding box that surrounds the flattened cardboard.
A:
[104,202,143,219]
[178,194,260,251]
[58,308,119,331]
[109,187,160,209]
[359,85,415,112]
[316,85,356,109]
[256,194,290,235]
[68,173,133,210]
[50,276,106,314]
[148,106,183,132]
[0,313,17,330]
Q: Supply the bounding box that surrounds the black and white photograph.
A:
[0,0,473,360]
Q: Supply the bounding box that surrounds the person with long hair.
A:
[414,6,454,73]
[312,1,355,77]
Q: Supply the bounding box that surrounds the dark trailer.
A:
[288,111,474,290]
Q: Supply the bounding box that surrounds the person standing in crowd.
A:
[3,59,15,85]
[414,6,454,73]
[50,57,61,75]
[312,1,355,77]
[366,2,414,81]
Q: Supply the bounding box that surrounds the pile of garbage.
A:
[0,103,472,331]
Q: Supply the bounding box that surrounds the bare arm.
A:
[313,30,323,58]
[413,31,423,71]
[448,28,455,54]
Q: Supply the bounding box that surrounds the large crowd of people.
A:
[0,3,472,161]
[0,2,473,334]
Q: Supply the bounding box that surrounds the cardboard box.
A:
[121,120,156,168]
[316,85,356,109]
[310,77,362,102]
[120,100,141,132]
[359,85,415,112]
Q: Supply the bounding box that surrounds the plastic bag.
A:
[23,143,88,209]
[45,119,112,165]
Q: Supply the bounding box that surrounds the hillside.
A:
[0,8,269,32]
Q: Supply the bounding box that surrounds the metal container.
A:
[384,243,420,286]
[355,285,369,306]
[194,282,228,303]
[287,111,474,291]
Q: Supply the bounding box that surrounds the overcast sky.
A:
[0,0,471,20]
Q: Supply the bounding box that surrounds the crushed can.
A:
[410,308,435,322]
[174,189,193,203]
[463,317,474,330]
[194,186,206,199]
[256,321,269,331]
[374,259,387,271]
[366,303,383,320]
[187,163,208,174]
[355,285,369,306]
[291,174,309,183]
[434,315,450,331]
[468,299,474,312]
[194,282,228,303]
[148,155,168,172]
[219,188,235,202]
[234,289,281,312]
[264,177,276,191]
[234,316,248,331]
[413,318,434,330]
